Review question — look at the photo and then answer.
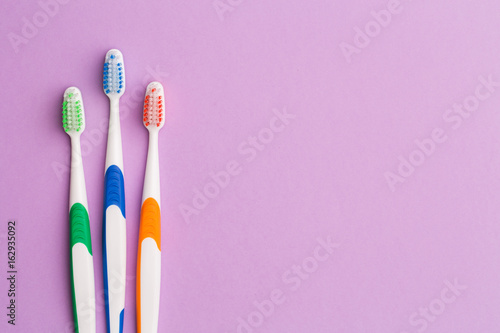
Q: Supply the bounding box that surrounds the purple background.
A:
[1,0,500,332]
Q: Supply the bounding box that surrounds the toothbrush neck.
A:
[142,130,160,204]
[110,97,120,113]
[70,135,82,168]
[69,135,88,209]
[105,97,124,171]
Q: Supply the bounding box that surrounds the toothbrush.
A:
[137,82,165,333]
[102,49,127,333]
[63,87,96,333]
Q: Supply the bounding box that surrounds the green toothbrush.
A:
[63,87,96,333]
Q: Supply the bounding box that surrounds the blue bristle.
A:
[103,52,124,94]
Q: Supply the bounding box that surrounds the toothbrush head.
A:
[62,87,85,135]
[143,82,165,130]
[103,49,125,97]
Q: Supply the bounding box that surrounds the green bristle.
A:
[62,89,85,133]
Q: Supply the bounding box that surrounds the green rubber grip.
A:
[69,202,93,333]
[70,203,92,255]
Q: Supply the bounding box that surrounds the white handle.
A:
[69,135,96,333]
[137,130,161,333]
[104,205,127,333]
[138,238,161,333]
[72,244,96,333]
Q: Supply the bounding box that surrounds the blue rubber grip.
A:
[102,165,125,333]
[103,165,126,216]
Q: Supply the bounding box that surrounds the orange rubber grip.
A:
[138,197,161,249]
[137,197,161,333]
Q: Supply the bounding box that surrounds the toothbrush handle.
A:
[70,203,96,333]
[103,165,126,333]
[137,198,161,333]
